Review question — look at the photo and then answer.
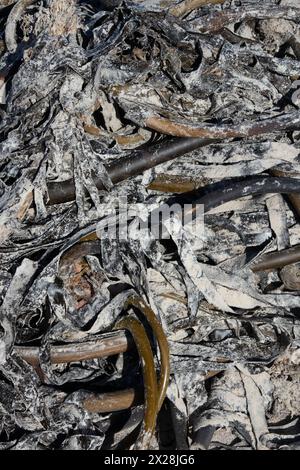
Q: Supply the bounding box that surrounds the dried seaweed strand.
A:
[60,245,169,413]
[114,315,159,444]
[59,240,101,267]
[0,1,17,7]
[5,0,37,53]
[192,5,300,33]
[169,0,225,18]
[186,175,300,273]
[145,112,300,139]
[126,295,170,412]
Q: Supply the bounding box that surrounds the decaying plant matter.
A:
[1,0,300,450]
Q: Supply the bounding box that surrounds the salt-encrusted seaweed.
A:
[0,0,300,450]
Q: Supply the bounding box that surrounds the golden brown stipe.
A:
[114,133,146,146]
[17,190,33,221]
[59,240,170,413]
[251,244,300,272]
[148,174,204,193]
[145,112,300,139]
[78,231,99,243]
[126,296,170,412]
[114,315,158,441]
[83,124,147,147]
[15,331,130,366]
[83,388,141,414]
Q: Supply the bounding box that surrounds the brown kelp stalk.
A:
[251,245,300,273]
[126,295,170,412]
[114,316,158,447]
[47,111,300,205]
[47,137,217,205]
[145,111,300,139]
[14,331,130,367]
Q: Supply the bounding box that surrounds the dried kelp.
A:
[0,0,300,451]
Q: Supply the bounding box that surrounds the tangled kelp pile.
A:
[0,0,300,450]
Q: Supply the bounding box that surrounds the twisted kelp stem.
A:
[126,295,170,413]
[114,315,159,446]
[47,110,300,206]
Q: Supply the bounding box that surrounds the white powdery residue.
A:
[206,196,256,214]
[87,291,134,334]
[281,0,300,5]
[2,258,38,312]
[215,285,265,309]
[167,379,188,415]
[290,348,300,365]
[0,80,6,104]
[164,216,233,313]
[0,340,6,365]
[266,142,299,162]
[195,158,284,180]
[98,91,123,133]
[266,194,290,251]
[168,329,190,341]
[141,168,155,186]
[238,367,269,450]
[1,130,20,155]
[0,219,12,244]
[289,225,300,245]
